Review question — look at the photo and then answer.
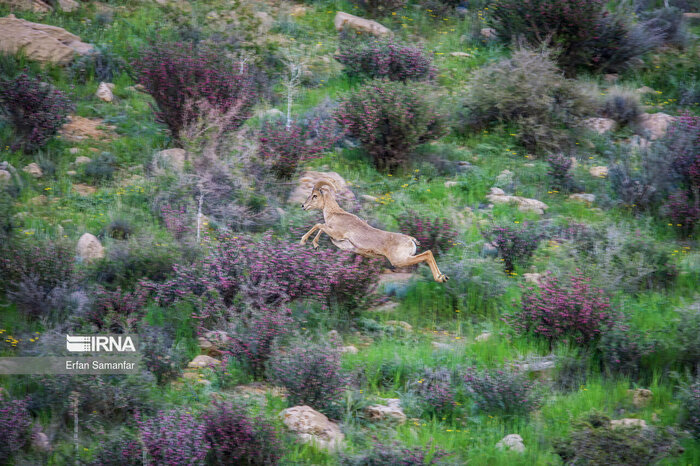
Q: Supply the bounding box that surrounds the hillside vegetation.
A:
[0,0,699,464]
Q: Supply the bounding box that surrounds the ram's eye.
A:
[312,195,317,199]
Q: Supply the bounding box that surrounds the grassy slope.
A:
[0,0,699,464]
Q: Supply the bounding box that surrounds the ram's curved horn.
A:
[313,180,336,193]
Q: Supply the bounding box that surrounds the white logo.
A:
[66,335,136,353]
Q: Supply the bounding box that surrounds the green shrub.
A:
[554,411,683,465]
[83,152,117,183]
[336,80,447,170]
[600,87,642,125]
[456,48,596,152]
[678,375,700,438]
[352,0,406,17]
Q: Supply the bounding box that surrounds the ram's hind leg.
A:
[390,250,449,283]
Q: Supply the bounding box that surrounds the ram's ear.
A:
[313,181,335,195]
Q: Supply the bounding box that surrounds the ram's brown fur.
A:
[300,181,448,282]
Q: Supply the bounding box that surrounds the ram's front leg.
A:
[300,223,324,245]
[311,228,326,249]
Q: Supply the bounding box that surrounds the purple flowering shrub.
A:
[679,376,700,439]
[203,401,283,465]
[597,324,655,377]
[88,432,142,466]
[0,389,32,461]
[0,73,73,152]
[88,286,149,333]
[462,367,542,415]
[159,203,194,240]
[340,440,451,465]
[336,80,446,170]
[482,223,545,273]
[663,114,700,236]
[547,153,575,192]
[133,42,256,141]
[511,272,614,346]
[258,119,340,180]
[224,308,294,378]
[335,33,436,82]
[413,367,456,416]
[0,239,76,320]
[396,210,458,257]
[137,410,209,465]
[268,343,347,415]
[144,233,382,315]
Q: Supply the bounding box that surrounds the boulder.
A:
[0,14,94,65]
[234,382,287,400]
[485,187,548,215]
[74,156,91,165]
[604,73,619,83]
[0,0,51,13]
[450,52,471,58]
[523,273,543,285]
[589,166,608,178]
[628,388,653,408]
[339,345,358,354]
[280,406,344,451]
[59,116,116,142]
[288,171,355,205]
[31,431,51,452]
[72,183,96,196]
[636,86,656,95]
[254,11,273,34]
[187,354,221,368]
[153,148,187,173]
[360,194,378,202]
[517,358,556,380]
[334,11,392,37]
[432,341,452,350]
[444,181,458,188]
[494,169,514,188]
[637,112,675,140]
[57,0,79,12]
[23,162,42,178]
[496,434,525,453]
[569,193,596,203]
[385,320,412,332]
[584,117,617,135]
[480,27,497,39]
[611,418,646,429]
[475,332,492,342]
[0,170,11,183]
[76,233,104,262]
[95,82,114,102]
[365,399,406,424]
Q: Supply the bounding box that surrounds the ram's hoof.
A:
[437,274,449,283]
[312,242,319,249]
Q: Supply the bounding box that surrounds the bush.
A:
[482,223,545,273]
[489,0,659,72]
[597,323,655,377]
[351,0,406,17]
[462,367,542,415]
[554,411,683,464]
[601,88,642,125]
[340,441,450,465]
[456,48,596,152]
[396,210,457,258]
[0,389,32,462]
[225,308,294,378]
[412,367,456,416]
[69,44,128,85]
[87,286,149,333]
[134,42,256,141]
[145,233,383,314]
[258,118,339,180]
[336,80,446,170]
[554,356,589,392]
[104,218,134,240]
[0,73,73,152]
[641,7,688,47]
[335,33,435,82]
[88,430,142,466]
[675,304,700,373]
[510,271,614,346]
[83,152,117,183]
[137,410,209,466]
[141,325,188,385]
[547,153,575,192]
[0,239,76,320]
[268,342,347,415]
[678,376,700,438]
[203,401,283,465]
